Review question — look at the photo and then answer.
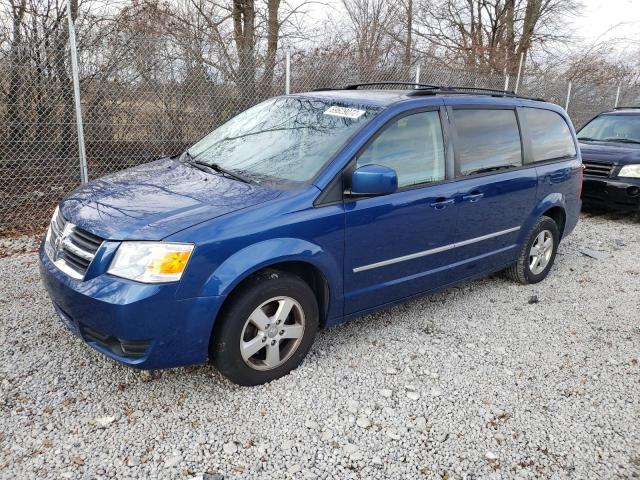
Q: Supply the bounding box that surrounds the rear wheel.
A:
[211,271,318,386]
[506,216,560,284]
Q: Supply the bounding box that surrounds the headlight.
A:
[44,206,59,259]
[618,165,640,178]
[108,242,194,283]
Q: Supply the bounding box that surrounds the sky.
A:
[572,0,640,45]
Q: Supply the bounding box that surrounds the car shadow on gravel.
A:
[113,282,462,392]
[581,205,640,224]
[145,273,507,392]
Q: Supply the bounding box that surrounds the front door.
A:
[343,109,459,314]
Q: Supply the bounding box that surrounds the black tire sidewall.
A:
[212,272,319,386]
[522,217,560,284]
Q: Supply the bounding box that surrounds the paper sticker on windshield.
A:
[324,106,366,119]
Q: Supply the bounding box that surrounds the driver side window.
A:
[357,110,445,188]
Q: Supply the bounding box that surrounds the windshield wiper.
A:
[180,150,196,163]
[577,137,600,142]
[181,151,250,184]
[602,137,640,144]
[207,162,251,184]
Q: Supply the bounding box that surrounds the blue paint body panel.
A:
[39,90,582,370]
[61,157,285,240]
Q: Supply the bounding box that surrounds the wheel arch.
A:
[542,205,567,237]
[200,237,340,327]
[220,260,331,326]
[207,258,333,360]
[522,193,568,244]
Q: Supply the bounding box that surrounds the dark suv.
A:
[39,83,582,385]
[578,107,640,211]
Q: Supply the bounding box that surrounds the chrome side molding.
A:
[353,226,521,273]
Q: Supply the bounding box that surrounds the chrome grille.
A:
[583,161,614,178]
[45,208,103,280]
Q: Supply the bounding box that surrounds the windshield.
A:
[187,96,380,184]
[578,114,640,143]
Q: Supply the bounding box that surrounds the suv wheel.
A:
[211,270,319,386]
[506,216,560,284]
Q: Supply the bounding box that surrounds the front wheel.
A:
[506,216,560,284]
[211,271,319,386]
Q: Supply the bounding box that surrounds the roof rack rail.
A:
[407,85,545,102]
[342,81,439,90]
[408,85,514,95]
[613,106,640,110]
[311,82,546,101]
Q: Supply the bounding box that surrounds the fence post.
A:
[414,64,421,87]
[162,71,167,157]
[504,75,510,92]
[66,0,88,183]
[614,83,621,108]
[285,52,291,95]
[565,81,572,112]
[514,52,524,94]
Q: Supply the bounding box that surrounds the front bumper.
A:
[582,176,640,211]
[39,245,223,369]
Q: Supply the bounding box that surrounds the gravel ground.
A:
[1,211,639,480]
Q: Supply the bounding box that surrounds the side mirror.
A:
[350,164,398,196]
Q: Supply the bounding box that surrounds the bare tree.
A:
[262,0,281,91]
[342,0,402,78]
[6,0,27,146]
[403,0,412,66]
[414,0,580,74]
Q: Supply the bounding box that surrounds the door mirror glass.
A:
[351,164,398,196]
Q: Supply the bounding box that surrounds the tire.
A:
[506,216,560,285]
[211,270,319,386]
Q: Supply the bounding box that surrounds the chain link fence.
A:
[2,31,640,237]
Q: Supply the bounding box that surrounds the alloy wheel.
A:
[529,229,554,275]
[239,296,306,370]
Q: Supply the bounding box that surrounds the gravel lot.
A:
[1,211,639,479]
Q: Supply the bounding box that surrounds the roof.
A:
[295,89,411,107]
[606,107,640,115]
[294,83,547,108]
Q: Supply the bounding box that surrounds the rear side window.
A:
[523,108,576,162]
[453,109,522,176]
[357,110,445,188]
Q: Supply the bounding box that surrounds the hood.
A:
[579,141,640,165]
[60,158,283,240]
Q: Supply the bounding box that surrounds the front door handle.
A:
[430,198,455,210]
[462,192,484,202]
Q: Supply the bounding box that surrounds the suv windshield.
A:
[578,114,640,144]
[187,96,380,184]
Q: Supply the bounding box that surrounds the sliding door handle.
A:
[429,198,455,209]
[462,192,484,202]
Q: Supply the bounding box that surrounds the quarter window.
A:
[453,109,522,176]
[357,111,445,188]
[523,108,576,162]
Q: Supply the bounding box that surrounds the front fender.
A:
[197,237,342,303]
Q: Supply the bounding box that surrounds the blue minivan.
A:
[39,84,582,385]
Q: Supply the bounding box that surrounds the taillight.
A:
[578,163,584,198]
